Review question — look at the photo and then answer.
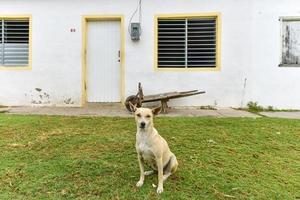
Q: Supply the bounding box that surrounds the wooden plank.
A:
[142,90,205,102]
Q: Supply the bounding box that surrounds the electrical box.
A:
[130,23,141,40]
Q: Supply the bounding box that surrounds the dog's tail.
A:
[171,154,178,173]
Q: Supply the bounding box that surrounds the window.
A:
[280,17,300,67]
[155,14,220,70]
[0,17,30,68]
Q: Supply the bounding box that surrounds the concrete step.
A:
[0,107,10,113]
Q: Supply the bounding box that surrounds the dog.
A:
[130,102,178,194]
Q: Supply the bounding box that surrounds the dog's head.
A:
[129,102,161,130]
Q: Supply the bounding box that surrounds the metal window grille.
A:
[0,19,29,67]
[157,17,217,68]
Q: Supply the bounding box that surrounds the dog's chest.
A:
[137,140,155,162]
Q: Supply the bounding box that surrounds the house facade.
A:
[0,0,299,109]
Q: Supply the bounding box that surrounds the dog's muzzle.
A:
[140,122,146,129]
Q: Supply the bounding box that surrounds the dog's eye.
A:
[146,115,151,118]
[137,113,141,117]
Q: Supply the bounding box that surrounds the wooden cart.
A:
[125,83,205,113]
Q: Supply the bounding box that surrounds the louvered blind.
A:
[157,17,217,68]
[0,21,2,64]
[0,19,29,67]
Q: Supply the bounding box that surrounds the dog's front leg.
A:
[136,154,145,187]
[156,157,164,194]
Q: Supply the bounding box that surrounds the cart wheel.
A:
[125,95,141,112]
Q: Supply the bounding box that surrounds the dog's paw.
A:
[136,180,144,187]
[144,170,154,176]
[157,187,163,194]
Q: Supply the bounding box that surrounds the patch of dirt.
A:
[7,142,33,148]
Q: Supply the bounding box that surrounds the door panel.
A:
[86,20,121,102]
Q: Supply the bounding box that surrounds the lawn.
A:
[0,114,299,200]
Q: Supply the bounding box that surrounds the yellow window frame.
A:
[154,13,221,72]
[0,15,32,71]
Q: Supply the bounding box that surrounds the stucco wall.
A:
[245,0,300,109]
[0,0,299,109]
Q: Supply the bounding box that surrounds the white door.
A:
[86,20,121,102]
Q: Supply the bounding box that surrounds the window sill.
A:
[279,64,300,67]
[154,66,220,72]
[0,66,31,71]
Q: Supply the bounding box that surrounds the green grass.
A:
[237,101,300,114]
[0,114,299,200]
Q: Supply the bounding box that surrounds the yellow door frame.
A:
[81,15,125,106]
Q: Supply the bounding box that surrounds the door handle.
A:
[118,50,121,62]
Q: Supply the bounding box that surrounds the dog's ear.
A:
[152,106,161,115]
[129,101,137,112]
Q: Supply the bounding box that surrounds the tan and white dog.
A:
[130,103,178,194]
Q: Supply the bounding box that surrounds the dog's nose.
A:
[140,122,146,128]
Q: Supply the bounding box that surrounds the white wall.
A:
[0,0,299,109]
[245,0,300,109]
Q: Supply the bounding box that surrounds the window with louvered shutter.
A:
[0,19,29,67]
[0,21,2,65]
[157,16,218,69]
[280,17,300,66]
